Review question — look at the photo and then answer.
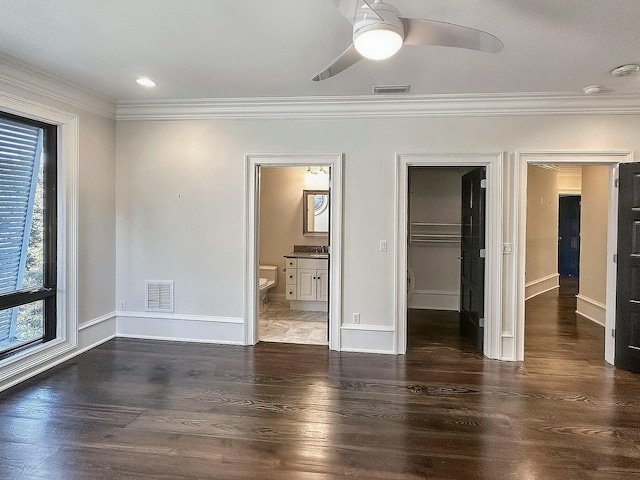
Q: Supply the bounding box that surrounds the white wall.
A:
[114,113,640,356]
[408,167,468,311]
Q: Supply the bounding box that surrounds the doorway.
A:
[405,166,486,352]
[396,153,504,358]
[257,166,329,345]
[515,152,631,365]
[245,154,343,350]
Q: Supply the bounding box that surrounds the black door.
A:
[615,162,640,373]
[558,195,581,277]
[460,167,486,351]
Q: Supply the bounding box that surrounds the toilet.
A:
[259,265,278,312]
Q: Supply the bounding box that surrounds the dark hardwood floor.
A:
[1,289,639,479]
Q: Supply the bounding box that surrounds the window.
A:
[0,112,56,359]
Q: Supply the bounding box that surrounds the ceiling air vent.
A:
[372,84,410,94]
[145,280,174,312]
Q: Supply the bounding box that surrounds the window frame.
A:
[0,111,57,359]
[0,93,78,388]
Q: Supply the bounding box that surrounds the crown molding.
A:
[0,53,116,119]
[116,92,640,121]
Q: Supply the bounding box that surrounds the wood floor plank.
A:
[1,286,639,479]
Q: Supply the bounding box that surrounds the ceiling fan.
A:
[312,0,503,81]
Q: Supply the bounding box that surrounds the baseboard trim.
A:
[116,333,243,345]
[408,289,459,311]
[340,324,395,354]
[525,274,559,301]
[576,294,606,327]
[116,312,245,345]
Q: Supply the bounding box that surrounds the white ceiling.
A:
[1,0,640,101]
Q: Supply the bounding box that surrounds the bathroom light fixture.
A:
[136,77,158,87]
[353,2,404,60]
[307,166,328,175]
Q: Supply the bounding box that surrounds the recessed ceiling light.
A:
[136,77,158,87]
[582,85,601,95]
[611,64,640,77]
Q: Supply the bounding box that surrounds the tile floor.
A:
[259,299,328,345]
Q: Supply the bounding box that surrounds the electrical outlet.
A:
[379,240,387,252]
[120,300,126,311]
[353,313,361,324]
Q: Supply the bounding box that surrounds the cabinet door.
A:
[297,268,317,301]
[317,269,329,302]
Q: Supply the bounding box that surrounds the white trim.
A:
[395,153,504,358]
[116,313,244,345]
[340,324,395,354]
[525,273,560,300]
[245,154,343,350]
[117,311,243,323]
[0,53,116,119]
[116,92,640,121]
[408,289,459,311]
[116,333,242,345]
[514,151,631,364]
[340,323,395,332]
[78,311,116,330]
[575,294,606,327]
[0,93,79,388]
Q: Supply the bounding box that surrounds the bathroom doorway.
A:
[258,166,329,345]
[245,154,343,350]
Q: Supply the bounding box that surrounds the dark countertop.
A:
[284,252,329,259]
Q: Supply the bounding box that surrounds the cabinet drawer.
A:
[285,268,297,284]
[285,286,297,300]
[298,258,328,269]
[285,258,297,268]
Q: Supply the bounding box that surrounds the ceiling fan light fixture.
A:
[354,26,403,60]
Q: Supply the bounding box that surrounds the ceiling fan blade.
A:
[400,17,503,53]
[331,0,382,24]
[312,43,363,81]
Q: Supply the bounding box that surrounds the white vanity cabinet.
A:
[284,257,328,311]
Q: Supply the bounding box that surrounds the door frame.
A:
[514,151,632,364]
[245,153,343,350]
[395,153,504,358]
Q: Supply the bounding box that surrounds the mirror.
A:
[303,190,329,236]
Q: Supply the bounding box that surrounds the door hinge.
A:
[479,249,486,258]
[612,328,616,338]
[615,178,619,188]
[479,318,485,328]
[480,179,487,189]
[613,253,617,264]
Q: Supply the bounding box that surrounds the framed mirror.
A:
[303,190,329,236]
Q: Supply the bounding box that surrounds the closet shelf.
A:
[410,222,461,245]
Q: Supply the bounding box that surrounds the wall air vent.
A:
[145,280,174,312]
[372,84,410,94]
